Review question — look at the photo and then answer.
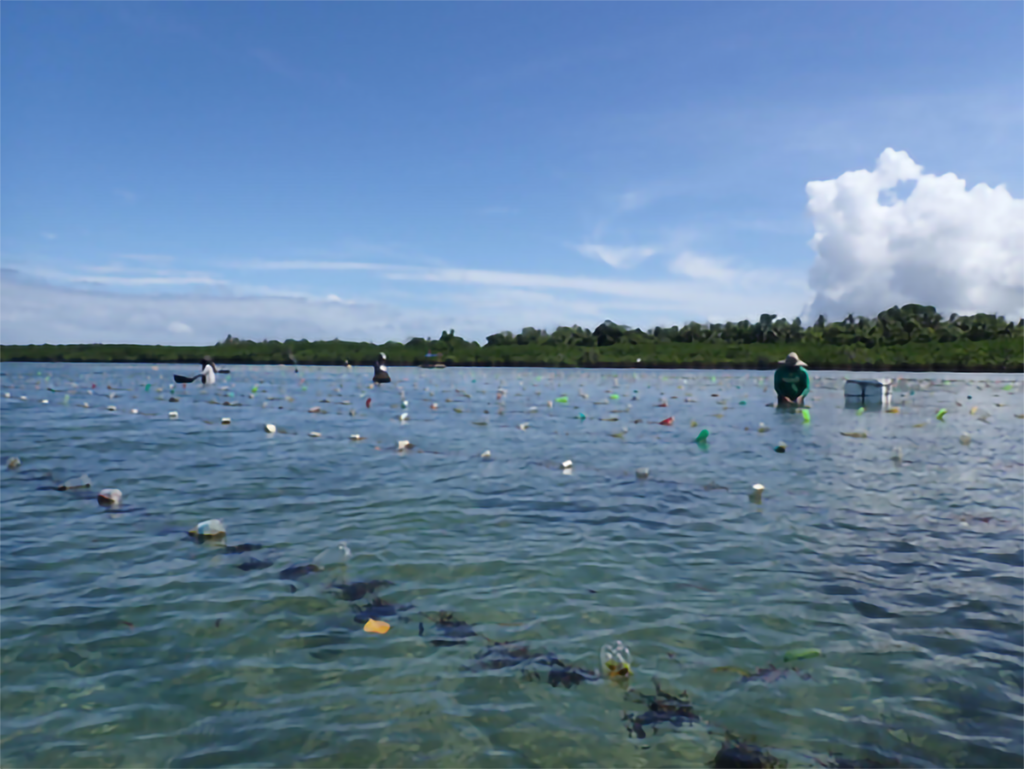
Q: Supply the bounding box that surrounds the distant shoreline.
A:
[2,340,1021,373]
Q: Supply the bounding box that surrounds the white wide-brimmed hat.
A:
[779,351,808,367]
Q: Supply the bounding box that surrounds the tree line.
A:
[2,305,1022,372]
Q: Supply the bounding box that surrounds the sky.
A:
[2,2,1022,345]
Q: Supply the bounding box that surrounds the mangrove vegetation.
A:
[2,305,1022,372]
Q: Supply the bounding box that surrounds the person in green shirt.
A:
[774,351,810,407]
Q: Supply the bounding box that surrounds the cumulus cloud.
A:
[168,321,193,334]
[576,243,657,268]
[806,148,1024,320]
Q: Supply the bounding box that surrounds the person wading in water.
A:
[373,353,391,384]
[774,351,809,407]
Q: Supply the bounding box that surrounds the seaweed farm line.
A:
[1,363,1022,768]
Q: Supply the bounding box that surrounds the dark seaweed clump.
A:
[419,611,478,646]
[470,641,536,670]
[712,739,781,768]
[544,660,600,688]
[279,564,323,581]
[824,755,886,768]
[353,597,414,623]
[623,679,701,738]
[224,543,263,554]
[467,640,597,689]
[331,579,393,602]
[237,558,274,572]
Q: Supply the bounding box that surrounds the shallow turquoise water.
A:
[1,363,1021,768]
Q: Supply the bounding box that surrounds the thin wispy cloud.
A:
[41,232,57,240]
[71,275,225,287]
[669,252,736,283]
[248,260,392,271]
[575,243,657,269]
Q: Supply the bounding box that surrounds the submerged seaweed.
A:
[712,739,781,768]
[623,679,700,738]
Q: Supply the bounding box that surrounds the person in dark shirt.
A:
[774,351,810,407]
[372,353,391,384]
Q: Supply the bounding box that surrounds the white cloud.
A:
[669,252,736,282]
[168,321,193,334]
[575,243,657,269]
[807,148,1024,320]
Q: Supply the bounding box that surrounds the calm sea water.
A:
[1,362,1021,768]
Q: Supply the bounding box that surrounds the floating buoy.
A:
[7,457,21,470]
[659,416,674,426]
[936,408,948,420]
[364,618,390,634]
[169,411,179,419]
[397,439,411,450]
[481,450,491,459]
[959,433,971,445]
[783,648,822,663]
[264,424,277,433]
[757,423,769,433]
[399,412,409,422]
[695,429,709,444]
[635,467,650,480]
[518,422,529,430]
[97,488,122,506]
[601,640,632,679]
[349,434,363,440]
[41,399,49,404]
[892,447,903,464]
[131,408,139,414]
[308,406,321,413]
[430,403,438,409]
[221,417,231,425]
[58,474,91,490]
[189,519,226,539]
[106,405,117,411]
[561,459,573,469]
[749,483,764,503]
[774,442,787,453]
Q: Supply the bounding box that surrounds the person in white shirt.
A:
[201,356,217,385]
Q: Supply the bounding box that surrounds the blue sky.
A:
[2,3,1022,345]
